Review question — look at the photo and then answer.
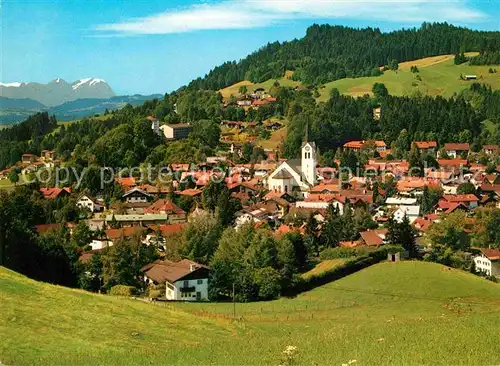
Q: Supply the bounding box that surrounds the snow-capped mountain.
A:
[0,78,115,107]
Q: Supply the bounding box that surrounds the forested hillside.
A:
[189,23,500,89]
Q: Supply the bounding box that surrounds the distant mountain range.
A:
[0,78,162,124]
[0,78,115,107]
[0,95,162,124]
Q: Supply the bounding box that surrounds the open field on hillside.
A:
[56,114,112,127]
[396,52,479,71]
[2,262,500,365]
[258,125,286,151]
[0,175,26,191]
[220,54,498,103]
[318,54,498,101]
[301,259,347,279]
[219,72,301,99]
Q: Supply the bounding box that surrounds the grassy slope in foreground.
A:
[1,262,500,365]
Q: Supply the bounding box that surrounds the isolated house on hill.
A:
[159,123,193,141]
[141,259,210,301]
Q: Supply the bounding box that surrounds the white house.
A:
[385,197,418,207]
[295,196,345,214]
[473,249,500,278]
[149,116,160,136]
[267,141,317,194]
[141,259,210,301]
[392,205,420,224]
[77,194,105,213]
[122,187,152,204]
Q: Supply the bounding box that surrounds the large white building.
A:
[267,141,317,194]
[141,259,210,301]
[392,205,421,224]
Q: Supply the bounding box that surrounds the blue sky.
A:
[2,0,499,95]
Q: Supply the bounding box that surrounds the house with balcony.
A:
[77,193,105,213]
[443,143,470,159]
[473,249,500,278]
[141,259,210,301]
[413,141,437,155]
[123,187,152,204]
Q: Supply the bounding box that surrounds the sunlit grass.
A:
[1,261,499,365]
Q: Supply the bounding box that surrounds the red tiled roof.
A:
[304,194,337,203]
[480,184,500,193]
[148,223,187,237]
[444,143,470,151]
[481,249,500,261]
[176,188,203,197]
[359,230,386,246]
[40,187,70,199]
[105,226,143,240]
[413,141,437,149]
[443,194,478,202]
[264,190,290,201]
[424,213,440,221]
[339,241,359,247]
[252,99,269,106]
[141,259,208,283]
[116,177,136,187]
[412,218,432,232]
[310,182,341,193]
[437,200,468,213]
[275,224,304,236]
[437,159,468,167]
[35,223,62,234]
[483,144,499,151]
[145,199,186,215]
[343,140,364,149]
[78,249,103,263]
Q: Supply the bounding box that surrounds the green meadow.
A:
[2,261,499,365]
[317,55,500,102]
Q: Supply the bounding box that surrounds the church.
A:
[266,141,317,194]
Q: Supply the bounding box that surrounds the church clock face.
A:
[304,145,311,152]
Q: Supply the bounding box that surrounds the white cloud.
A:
[94,0,487,35]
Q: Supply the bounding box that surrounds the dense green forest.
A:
[188,23,500,89]
[469,51,500,65]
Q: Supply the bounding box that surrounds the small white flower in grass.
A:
[283,345,298,356]
[342,360,357,365]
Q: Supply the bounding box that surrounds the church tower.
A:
[301,141,317,186]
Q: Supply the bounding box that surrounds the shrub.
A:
[286,245,405,296]
[149,289,163,299]
[109,285,138,296]
[319,246,370,259]
[254,267,282,300]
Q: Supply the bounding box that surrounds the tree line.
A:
[188,22,500,90]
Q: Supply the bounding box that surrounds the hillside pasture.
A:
[318,55,498,102]
[2,261,500,365]
[218,72,301,100]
